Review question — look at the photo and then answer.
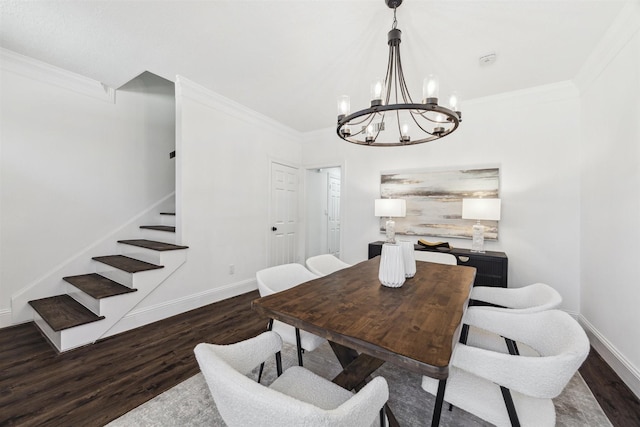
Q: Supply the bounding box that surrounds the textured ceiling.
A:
[0,0,627,132]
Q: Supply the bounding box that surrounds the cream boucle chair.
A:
[465,283,563,355]
[195,332,389,427]
[256,263,325,367]
[306,254,351,277]
[422,309,589,427]
[414,251,457,265]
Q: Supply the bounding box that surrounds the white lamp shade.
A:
[462,198,501,221]
[375,199,406,218]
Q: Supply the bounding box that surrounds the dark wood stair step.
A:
[63,274,137,299]
[92,255,164,273]
[159,212,175,216]
[140,225,175,233]
[118,239,188,251]
[29,295,104,331]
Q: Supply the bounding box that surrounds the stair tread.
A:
[159,212,175,216]
[29,295,104,331]
[63,273,137,299]
[118,239,188,251]
[140,225,175,232]
[92,255,164,273]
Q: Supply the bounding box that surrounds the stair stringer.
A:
[49,249,187,352]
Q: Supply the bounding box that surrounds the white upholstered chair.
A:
[306,254,351,277]
[464,283,563,355]
[414,251,457,265]
[256,263,324,367]
[195,332,389,427]
[422,309,589,427]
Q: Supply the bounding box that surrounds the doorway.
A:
[305,166,342,260]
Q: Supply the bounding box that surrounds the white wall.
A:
[115,76,302,320]
[302,82,582,314]
[577,1,640,396]
[0,50,175,324]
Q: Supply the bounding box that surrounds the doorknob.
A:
[272,226,278,231]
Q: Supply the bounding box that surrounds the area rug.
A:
[107,342,611,426]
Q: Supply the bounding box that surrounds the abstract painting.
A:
[380,168,500,240]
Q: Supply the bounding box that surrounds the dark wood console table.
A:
[368,241,508,288]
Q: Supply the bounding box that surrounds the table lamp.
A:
[462,198,501,253]
[375,199,406,243]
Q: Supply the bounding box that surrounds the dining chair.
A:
[414,251,457,265]
[464,283,563,355]
[195,331,389,427]
[256,263,324,368]
[306,254,351,276]
[422,309,589,427]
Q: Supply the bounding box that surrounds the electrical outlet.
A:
[229,264,235,275]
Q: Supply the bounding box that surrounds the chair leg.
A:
[505,337,520,356]
[295,327,304,366]
[459,323,469,344]
[500,386,521,427]
[275,351,283,377]
[257,319,275,383]
[379,407,386,427]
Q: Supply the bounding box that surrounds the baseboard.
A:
[0,309,12,329]
[579,314,640,399]
[103,279,258,338]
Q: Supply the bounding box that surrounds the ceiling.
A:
[0,0,627,133]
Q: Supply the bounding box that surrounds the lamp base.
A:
[470,222,485,253]
[385,218,396,243]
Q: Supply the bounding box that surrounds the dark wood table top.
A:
[252,256,476,379]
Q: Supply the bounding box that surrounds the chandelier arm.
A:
[384,45,394,106]
[395,45,414,104]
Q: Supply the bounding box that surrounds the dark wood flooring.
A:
[2,290,639,426]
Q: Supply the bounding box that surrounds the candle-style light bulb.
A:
[400,122,410,143]
[371,79,384,107]
[337,95,350,120]
[448,92,459,112]
[366,124,375,143]
[422,75,439,104]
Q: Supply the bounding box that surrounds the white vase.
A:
[399,240,416,278]
[379,243,406,288]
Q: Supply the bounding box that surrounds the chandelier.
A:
[336,0,462,146]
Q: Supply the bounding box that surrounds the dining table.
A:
[251,256,476,426]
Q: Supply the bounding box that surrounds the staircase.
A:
[28,212,188,352]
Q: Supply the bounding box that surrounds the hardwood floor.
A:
[1,291,265,426]
[1,290,639,426]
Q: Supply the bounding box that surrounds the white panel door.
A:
[270,162,299,266]
[327,174,341,257]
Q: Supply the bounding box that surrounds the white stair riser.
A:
[66,283,101,315]
[139,228,176,243]
[34,312,62,350]
[160,215,176,227]
[117,243,186,266]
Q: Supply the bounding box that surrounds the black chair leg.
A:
[258,319,274,383]
[500,386,521,427]
[295,328,303,366]
[275,351,282,376]
[379,407,386,427]
[505,337,520,355]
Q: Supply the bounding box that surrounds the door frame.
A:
[302,160,346,262]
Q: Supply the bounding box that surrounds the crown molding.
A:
[574,0,640,93]
[0,48,115,103]
[175,75,300,141]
